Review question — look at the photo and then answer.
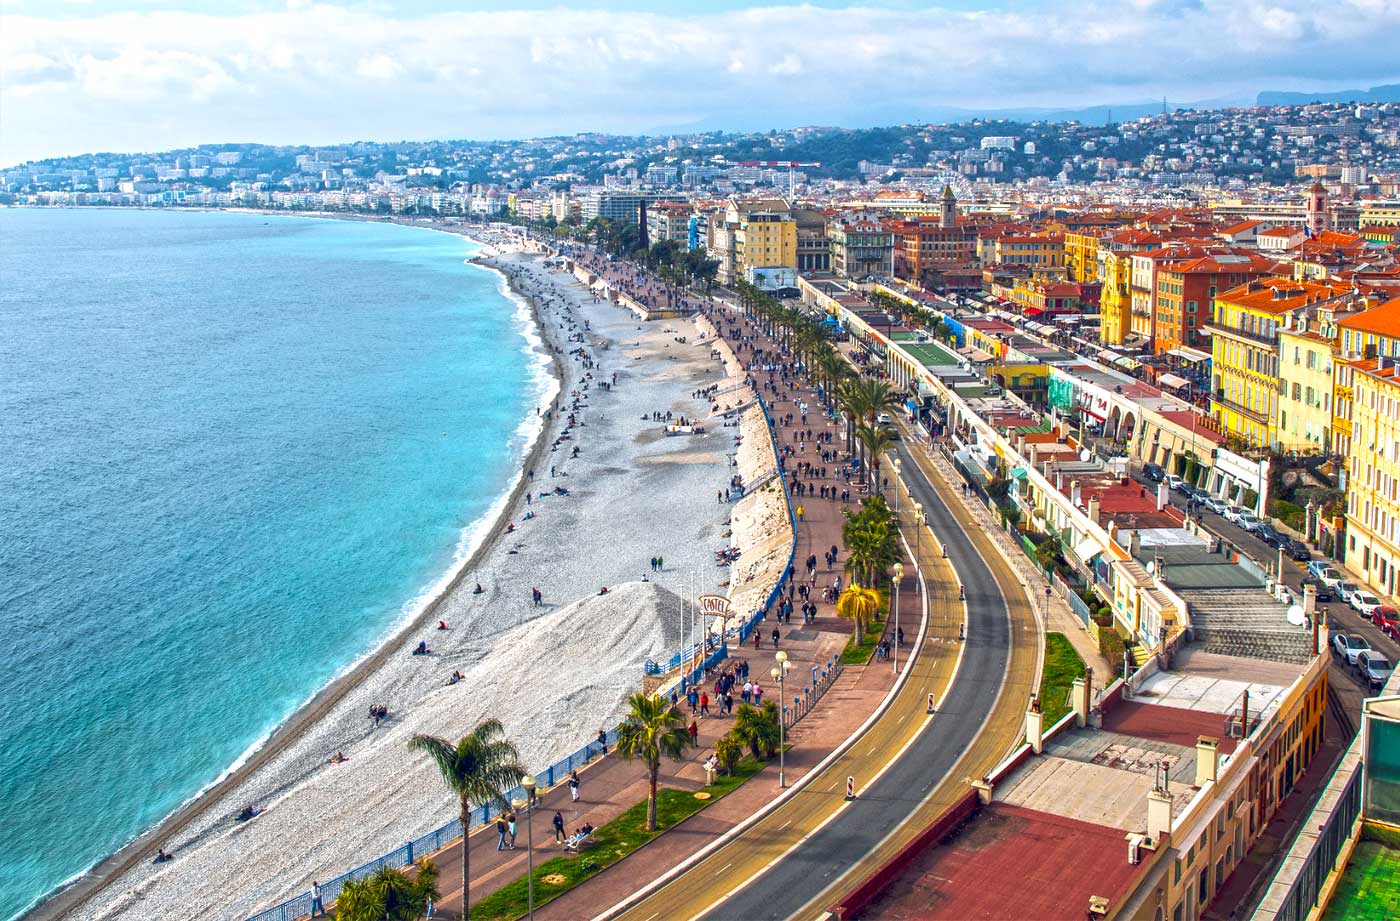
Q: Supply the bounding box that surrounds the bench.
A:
[563,831,593,852]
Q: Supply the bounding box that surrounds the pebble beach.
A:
[59,241,787,921]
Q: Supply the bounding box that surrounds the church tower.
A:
[1305,181,1330,236]
[939,184,957,229]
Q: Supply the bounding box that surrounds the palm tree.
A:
[408,719,526,919]
[732,701,781,760]
[836,585,882,645]
[842,495,900,588]
[336,860,440,921]
[856,423,895,489]
[616,692,693,831]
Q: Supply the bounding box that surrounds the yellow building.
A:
[1208,278,1350,449]
[1099,249,1133,345]
[731,204,797,277]
[1275,316,1339,454]
[1340,296,1400,599]
[1063,230,1106,284]
[992,234,1065,270]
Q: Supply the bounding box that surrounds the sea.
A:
[0,208,547,920]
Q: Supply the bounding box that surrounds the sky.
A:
[3,0,1400,165]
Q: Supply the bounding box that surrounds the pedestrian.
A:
[508,813,518,849]
[658,555,664,569]
[496,816,509,850]
[597,728,608,753]
[569,770,580,802]
[898,626,905,647]
[772,627,781,646]
[310,881,324,917]
[689,719,699,744]
[553,811,566,844]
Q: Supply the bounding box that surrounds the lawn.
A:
[469,758,767,921]
[1038,632,1086,725]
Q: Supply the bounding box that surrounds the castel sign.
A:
[697,594,731,620]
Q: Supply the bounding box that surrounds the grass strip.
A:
[470,758,767,920]
[1039,632,1086,725]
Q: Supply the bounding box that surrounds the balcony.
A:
[1204,323,1276,347]
[1212,393,1270,424]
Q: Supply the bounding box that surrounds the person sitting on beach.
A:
[447,671,462,686]
[598,586,609,595]
[153,848,173,863]
[413,640,429,656]
[236,805,259,822]
[328,751,348,764]
[473,583,484,594]
[504,523,516,534]
[437,620,448,630]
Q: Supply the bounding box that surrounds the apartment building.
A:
[827,216,894,279]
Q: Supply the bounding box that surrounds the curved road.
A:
[613,433,1040,921]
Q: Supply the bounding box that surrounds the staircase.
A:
[1187,593,1313,664]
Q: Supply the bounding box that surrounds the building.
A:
[1152,253,1276,355]
[890,216,977,288]
[580,190,665,223]
[1274,305,1349,455]
[992,233,1066,270]
[1338,295,1400,600]
[827,216,894,279]
[1209,278,1352,449]
[793,208,831,273]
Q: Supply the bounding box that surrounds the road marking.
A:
[778,820,792,831]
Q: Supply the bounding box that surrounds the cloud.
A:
[2,1,1400,164]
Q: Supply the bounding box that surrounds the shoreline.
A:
[25,224,568,921]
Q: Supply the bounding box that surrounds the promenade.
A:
[418,256,901,919]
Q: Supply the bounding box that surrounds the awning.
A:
[1072,535,1102,565]
[1009,467,1029,480]
[1171,346,1212,363]
[1114,356,1140,370]
[1159,372,1191,389]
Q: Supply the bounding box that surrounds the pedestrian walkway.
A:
[418,258,899,919]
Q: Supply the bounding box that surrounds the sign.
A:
[697,594,732,620]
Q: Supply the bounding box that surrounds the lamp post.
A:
[773,651,790,787]
[892,456,902,512]
[511,774,537,920]
[892,561,904,672]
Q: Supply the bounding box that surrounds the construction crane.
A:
[737,160,821,198]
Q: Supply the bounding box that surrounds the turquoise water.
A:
[0,209,542,920]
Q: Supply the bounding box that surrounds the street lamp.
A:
[913,502,925,563]
[773,650,790,787]
[511,774,537,920]
[892,561,904,672]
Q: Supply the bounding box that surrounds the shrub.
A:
[1269,499,1305,531]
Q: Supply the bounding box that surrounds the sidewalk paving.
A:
[418,263,900,920]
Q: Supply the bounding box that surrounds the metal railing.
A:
[1266,766,1363,921]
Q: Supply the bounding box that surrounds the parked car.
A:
[1371,606,1400,640]
[1204,496,1229,515]
[1336,581,1361,605]
[1354,650,1393,692]
[1333,633,1372,665]
[1308,561,1343,586]
[1351,590,1385,616]
[1165,473,1184,491]
[1285,539,1312,562]
[1236,513,1264,533]
[1300,578,1336,603]
[1143,463,1165,483]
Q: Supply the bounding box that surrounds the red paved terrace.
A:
[856,804,1144,919]
[1102,700,1240,756]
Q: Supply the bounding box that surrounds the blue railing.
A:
[246,724,622,921]
[248,302,801,921]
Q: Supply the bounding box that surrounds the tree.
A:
[616,692,693,831]
[408,720,526,919]
[841,495,901,589]
[732,701,781,760]
[335,861,440,921]
[836,584,882,640]
[713,733,744,776]
[855,423,895,488]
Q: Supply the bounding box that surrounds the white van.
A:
[876,413,892,425]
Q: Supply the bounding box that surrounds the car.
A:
[1333,634,1371,665]
[1285,539,1313,562]
[1143,463,1165,483]
[1351,590,1385,616]
[1253,523,1282,546]
[1354,650,1394,692]
[1236,513,1264,533]
[1336,581,1360,605]
[1371,607,1400,640]
[1204,496,1230,515]
[1166,474,1185,491]
[1300,578,1336,603]
[876,413,892,425]
[1308,561,1343,586]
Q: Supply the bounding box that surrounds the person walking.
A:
[700,692,710,716]
[496,816,509,851]
[597,728,608,754]
[688,718,699,744]
[507,813,518,850]
[310,881,324,917]
[569,770,580,802]
[553,811,566,844]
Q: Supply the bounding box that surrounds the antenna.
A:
[1162,96,1168,116]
